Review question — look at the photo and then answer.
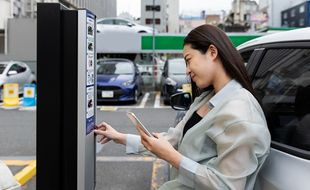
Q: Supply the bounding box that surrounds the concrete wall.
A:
[0,0,11,30]
[0,18,36,61]
[167,0,179,33]
[89,0,116,19]
[0,18,36,73]
[0,33,4,53]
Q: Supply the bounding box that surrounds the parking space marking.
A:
[19,106,36,111]
[96,156,155,162]
[151,159,169,190]
[99,106,118,111]
[138,92,150,108]
[5,91,172,111]
[154,92,161,108]
[2,160,33,166]
[97,156,169,189]
[14,160,36,186]
[1,159,36,186]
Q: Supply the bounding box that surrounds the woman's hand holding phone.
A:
[135,124,183,169]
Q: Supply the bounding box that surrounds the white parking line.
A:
[154,91,161,108]
[19,106,36,111]
[96,156,155,162]
[138,92,149,108]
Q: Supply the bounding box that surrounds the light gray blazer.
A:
[126,81,271,190]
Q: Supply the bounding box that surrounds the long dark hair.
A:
[184,24,257,101]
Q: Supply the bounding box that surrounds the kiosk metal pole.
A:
[37,3,96,190]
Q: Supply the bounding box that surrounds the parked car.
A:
[0,61,36,101]
[136,56,165,87]
[160,58,189,104]
[97,17,157,34]
[96,58,143,103]
[171,27,310,189]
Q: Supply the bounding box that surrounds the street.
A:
[0,92,179,190]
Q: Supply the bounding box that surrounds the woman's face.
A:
[183,44,217,89]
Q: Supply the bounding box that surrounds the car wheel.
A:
[134,89,139,103]
[163,95,170,105]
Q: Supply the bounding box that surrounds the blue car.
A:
[97,58,143,103]
[160,58,189,105]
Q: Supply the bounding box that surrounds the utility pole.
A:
[152,0,156,90]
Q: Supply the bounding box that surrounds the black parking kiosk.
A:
[37,3,96,190]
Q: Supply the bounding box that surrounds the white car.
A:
[97,17,157,34]
[236,27,310,190]
[0,61,36,100]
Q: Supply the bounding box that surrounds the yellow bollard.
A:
[3,83,19,109]
[182,83,192,96]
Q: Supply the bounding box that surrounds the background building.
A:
[281,1,310,27]
[179,10,221,33]
[258,0,305,28]
[141,0,167,33]
[225,0,259,31]
[0,0,116,67]
[179,18,205,33]
[166,0,179,33]
[206,14,221,25]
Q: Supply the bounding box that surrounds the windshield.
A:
[168,59,186,75]
[0,63,7,74]
[97,62,134,75]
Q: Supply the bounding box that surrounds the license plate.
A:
[101,91,114,98]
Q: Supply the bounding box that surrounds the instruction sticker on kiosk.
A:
[86,11,95,135]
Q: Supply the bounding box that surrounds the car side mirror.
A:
[7,70,18,76]
[127,23,134,27]
[170,92,192,111]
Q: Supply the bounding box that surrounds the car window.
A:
[97,62,134,75]
[9,64,26,73]
[168,60,186,75]
[252,48,310,151]
[115,19,129,26]
[97,19,113,25]
[0,64,7,74]
[240,50,254,67]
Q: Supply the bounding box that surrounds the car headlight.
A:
[165,77,177,86]
[122,80,133,86]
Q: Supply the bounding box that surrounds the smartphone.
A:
[127,112,153,137]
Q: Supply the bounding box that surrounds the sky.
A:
[117,0,235,18]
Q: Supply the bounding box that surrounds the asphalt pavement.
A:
[0,91,178,190]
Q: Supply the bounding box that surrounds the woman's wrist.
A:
[115,133,127,145]
[167,150,182,169]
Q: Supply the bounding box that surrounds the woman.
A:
[95,24,271,190]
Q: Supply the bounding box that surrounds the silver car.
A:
[0,61,36,100]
